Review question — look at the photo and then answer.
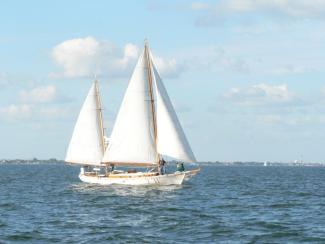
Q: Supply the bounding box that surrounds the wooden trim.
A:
[101,161,157,167]
[107,172,159,178]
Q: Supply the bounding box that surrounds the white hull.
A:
[79,171,185,186]
[183,168,201,181]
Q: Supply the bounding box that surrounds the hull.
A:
[79,171,186,186]
[183,168,201,181]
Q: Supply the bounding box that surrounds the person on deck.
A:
[159,159,166,175]
[176,162,185,172]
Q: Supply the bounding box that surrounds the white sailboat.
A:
[65,41,199,185]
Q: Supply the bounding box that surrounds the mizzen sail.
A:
[65,81,105,165]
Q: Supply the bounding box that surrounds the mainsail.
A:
[102,42,196,166]
[65,81,105,165]
[152,61,196,162]
[102,48,158,166]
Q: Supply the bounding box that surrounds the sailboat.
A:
[65,41,199,185]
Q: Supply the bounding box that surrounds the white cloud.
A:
[180,46,250,74]
[255,114,313,127]
[119,43,140,66]
[190,0,325,26]
[1,84,70,122]
[0,72,36,88]
[0,104,32,120]
[0,103,71,122]
[37,106,72,120]
[256,114,283,125]
[19,85,58,104]
[192,0,325,17]
[224,83,299,106]
[51,37,116,78]
[153,56,185,78]
[191,2,210,10]
[50,37,183,79]
[271,65,312,75]
[227,0,325,17]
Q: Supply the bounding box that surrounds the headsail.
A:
[65,81,105,165]
[102,49,158,166]
[151,54,196,163]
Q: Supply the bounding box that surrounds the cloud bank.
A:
[191,0,325,18]
[0,85,70,122]
[50,37,184,79]
[224,83,299,106]
[190,0,325,27]
[19,85,59,104]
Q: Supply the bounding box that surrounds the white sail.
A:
[151,57,196,163]
[102,50,157,166]
[65,82,104,165]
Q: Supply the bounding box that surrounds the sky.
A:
[1,0,325,162]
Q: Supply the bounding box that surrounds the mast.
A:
[144,40,160,165]
[94,80,106,154]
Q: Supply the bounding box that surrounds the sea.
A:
[1,163,325,243]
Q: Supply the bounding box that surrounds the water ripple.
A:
[1,164,325,243]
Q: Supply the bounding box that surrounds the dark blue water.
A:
[1,163,325,243]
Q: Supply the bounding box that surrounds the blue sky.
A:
[1,0,325,162]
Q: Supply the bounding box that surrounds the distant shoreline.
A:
[0,159,324,167]
[0,158,64,164]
